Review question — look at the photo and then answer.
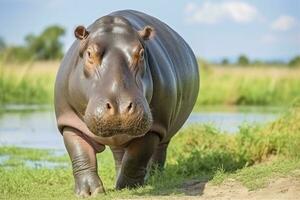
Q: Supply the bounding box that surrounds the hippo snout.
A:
[103,99,135,116]
[84,98,153,137]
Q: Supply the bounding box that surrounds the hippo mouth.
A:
[84,111,153,137]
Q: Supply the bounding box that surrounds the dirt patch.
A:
[202,177,300,200]
[121,176,300,200]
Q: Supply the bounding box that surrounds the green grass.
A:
[0,61,57,106]
[1,61,300,108]
[195,64,300,109]
[211,159,300,190]
[0,102,300,199]
[0,146,68,163]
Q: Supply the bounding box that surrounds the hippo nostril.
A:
[127,102,134,113]
[128,102,132,110]
[106,102,112,110]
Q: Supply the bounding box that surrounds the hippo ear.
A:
[138,26,155,40]
[74,26,89,40]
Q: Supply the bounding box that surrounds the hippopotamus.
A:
[54,10,199,197]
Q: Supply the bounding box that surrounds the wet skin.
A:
[54,10,199,197]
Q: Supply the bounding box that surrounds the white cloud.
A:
[184,1,258,24]
[271,15,296,31]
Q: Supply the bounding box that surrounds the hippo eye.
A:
[139,49,144,61]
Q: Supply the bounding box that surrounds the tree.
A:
[25,25,65,60]
[1,25,65,62]
[0,37,5,51]
[221,58,229,65]
[289,56,300,67]
[237,54,249,65]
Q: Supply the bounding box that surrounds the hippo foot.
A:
[74,171,105,198]
[116,170,146,190]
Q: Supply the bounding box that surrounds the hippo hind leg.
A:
[149,141,170,171]
[116,132,160,189]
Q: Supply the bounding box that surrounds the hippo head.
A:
[74,16,154,138]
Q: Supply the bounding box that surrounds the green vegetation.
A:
[195,63,300,109]
[0,37,5,51]
[219,55,300,66]
[25,26,65,60]
[211,159,300,190]
[289,55,300,67]
[1,61,300,108]
[221,58,229,65]
[0,103,299,199]
[0,61,57,106]
[237,54,250,65]
[0,146,67,163]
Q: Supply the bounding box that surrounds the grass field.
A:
[0,61,300,109]
[1,101,299,199]
[0,61,58,105]
[196,63,300,109]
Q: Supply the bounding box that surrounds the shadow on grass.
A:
[130,148,248,197]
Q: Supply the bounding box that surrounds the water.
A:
[24,160,68,169]
[188,112,278,132]
[0,154,68,169]
[0,106,280,150]
[0,110,65,149]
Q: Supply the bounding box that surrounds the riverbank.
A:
[1,61,300,108]
[0,102,299,199]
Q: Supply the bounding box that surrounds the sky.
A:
[0,0,299,61]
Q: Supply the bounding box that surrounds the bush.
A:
[237,54,250,65]
[0,37,5,51]
[221,58,229,65]
[289,56,300,67]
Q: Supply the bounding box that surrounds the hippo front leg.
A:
[63,127,105,197]
[116,132,160,189]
